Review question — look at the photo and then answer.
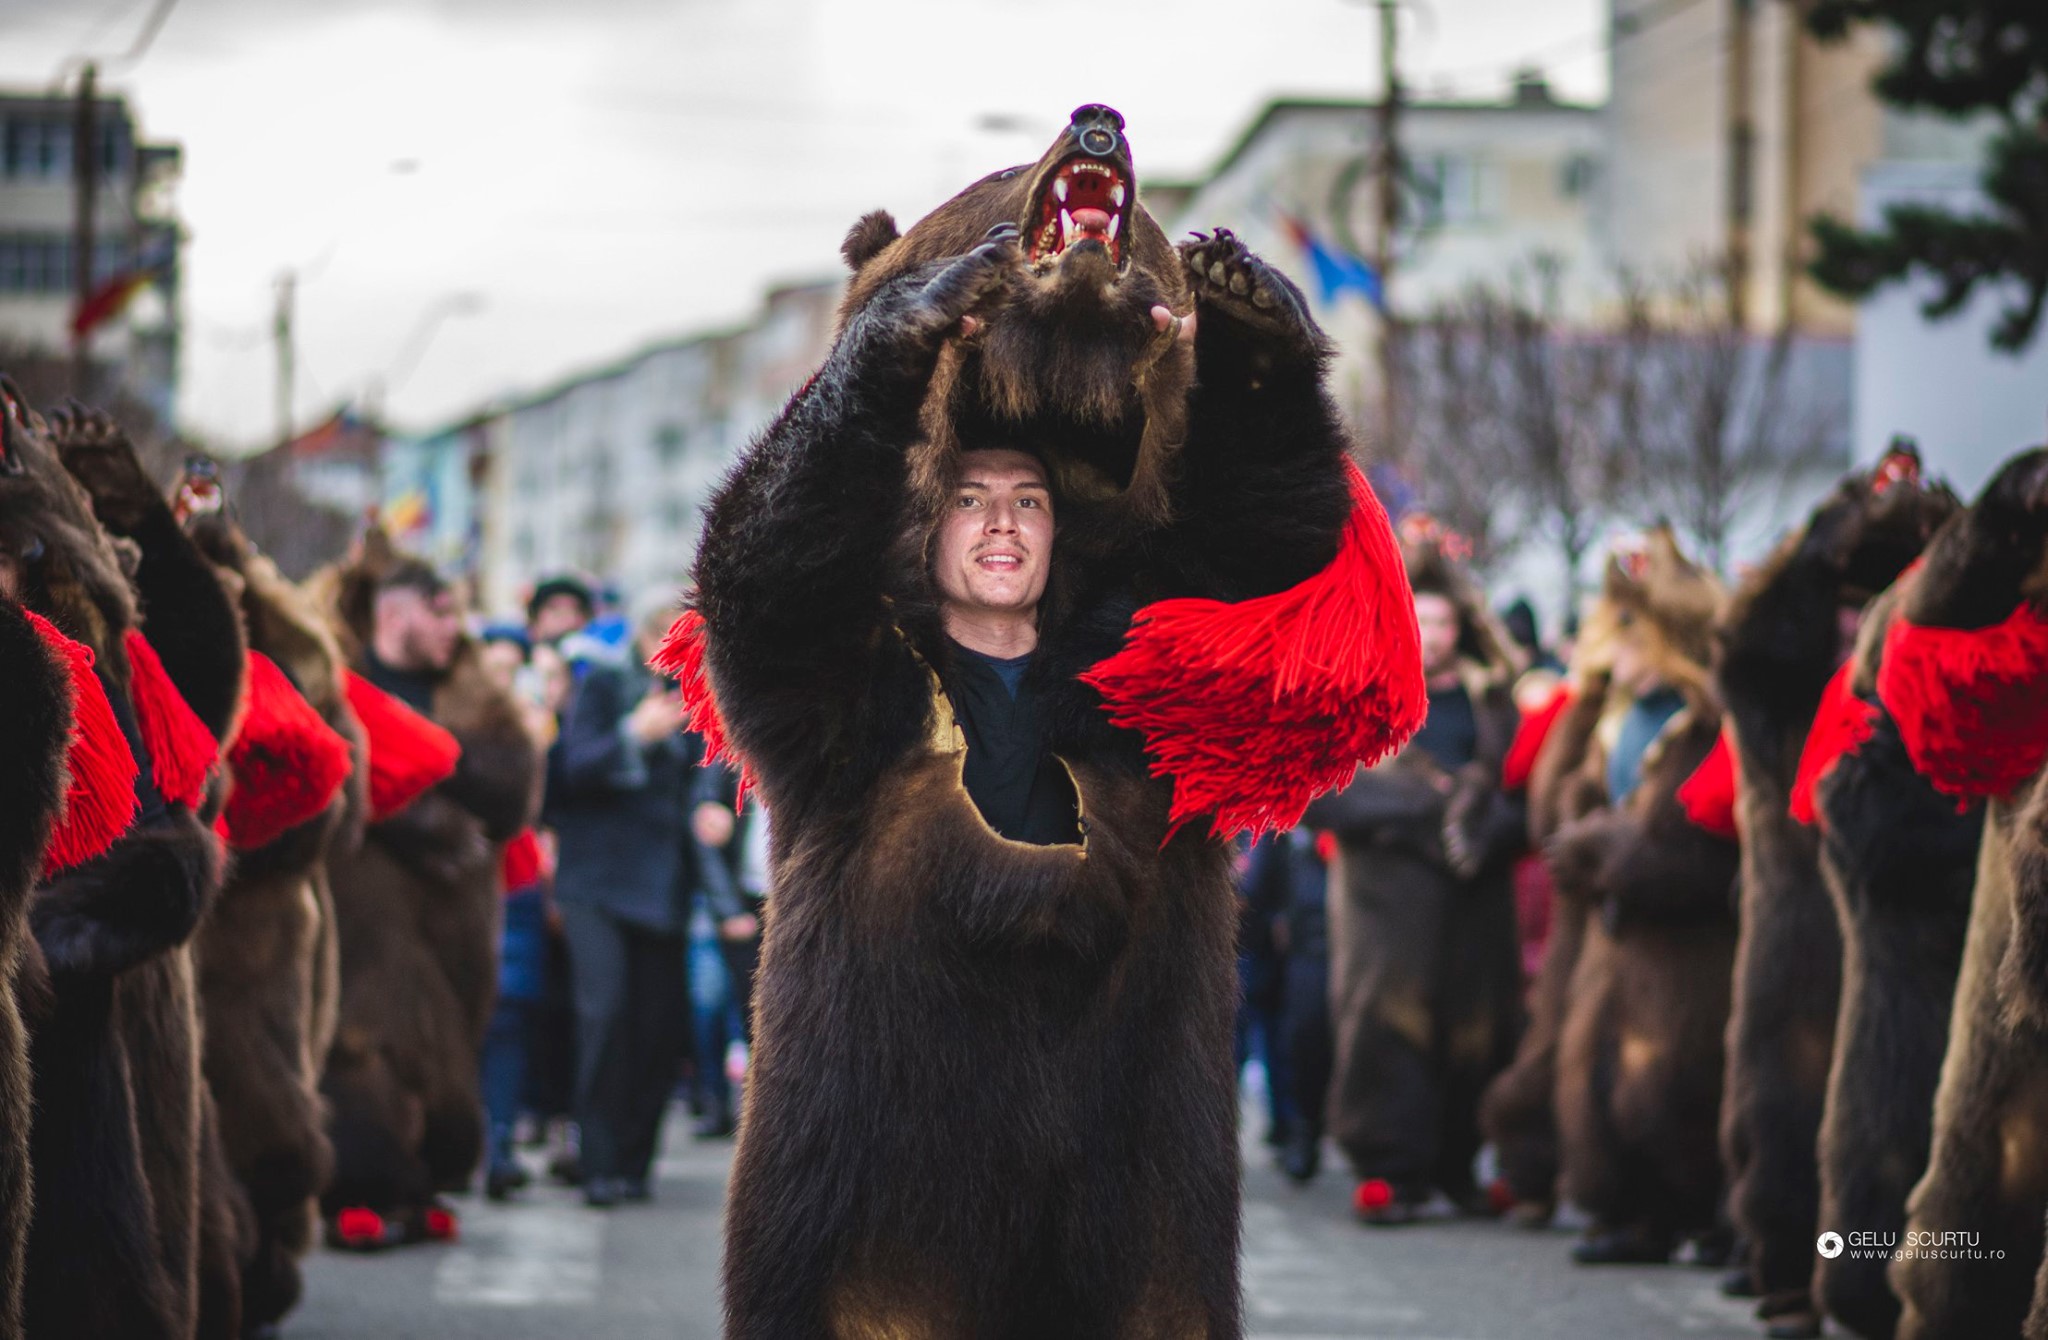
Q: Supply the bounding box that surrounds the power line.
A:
[50,0,182,86]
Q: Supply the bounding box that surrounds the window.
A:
[0,236,75,294]
[4,118,72,181]
[1560,154,1598,200]
[653,422,685,464]
[1409,153,1500,227]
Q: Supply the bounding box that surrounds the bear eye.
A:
[998,169,1019,180]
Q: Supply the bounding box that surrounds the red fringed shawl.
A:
[1502,685,1574,794]
[1789,659,1879,827]
[651,609,748,806]
[664,459,1427,842]
[341,670,461,821]
[1677,729,1739,840]
[501,826,550,892]
[26,610,138,876]
[121,629,218,809]
[222,652,355,850]
[1876,601,2048,801]
[1080,459,1426,840]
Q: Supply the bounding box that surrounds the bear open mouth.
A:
[1028,157,1130,270]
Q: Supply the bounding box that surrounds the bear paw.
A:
[1179,227,1327,359]
[48,403,158,536]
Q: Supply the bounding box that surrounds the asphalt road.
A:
[292,1108,1764,1339]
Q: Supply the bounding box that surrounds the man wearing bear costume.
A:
[675,106,1423,1338]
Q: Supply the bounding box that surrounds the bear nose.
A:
[1068,104,1124,158]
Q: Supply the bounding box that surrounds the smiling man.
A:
[931,447,1081,846]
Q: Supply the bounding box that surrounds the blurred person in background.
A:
[528,575,595,649]
[1246,827,1335,1184]
[545,599,700,1207]
[476,626,561,1200]
[690,761,769,1137]
[1236,838,1293,1152]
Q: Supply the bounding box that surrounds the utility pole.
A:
[1374,0,1402,464]
[273,270,295,449]
[70,62,98,399]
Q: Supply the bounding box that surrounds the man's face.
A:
[1611,622,1664,698]
[530,594,588,645]
[933,449,1053,619]
[378,586,463,672]
[1414,592,1461,678]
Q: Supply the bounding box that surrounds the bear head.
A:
[838,104,1192,534]
[0,376,137,658]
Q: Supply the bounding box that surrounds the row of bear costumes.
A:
[1460,439,2048,1340]
[0,378,544,1340]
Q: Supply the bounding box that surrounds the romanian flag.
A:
[1276,211,1384,311]
[70,268,161,339]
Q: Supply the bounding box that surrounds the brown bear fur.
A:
[700,107,1358,1336]
[1713,460,1954,1324]
[1309,532,1524,1212]
[1551,688,1740,1261]
[310,535,540,1231]
[1884,449,2048,1340]
[3,398,243,1340]
[186,512,362,1327]
[1813,584,1984,1340]
[0,509,77,1337]
[1477,664,1615,1219]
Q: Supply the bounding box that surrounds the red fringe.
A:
[1877,601,2048,801]
[1677,729,1739,839]
[121,630,218,810]
[1502,685,1574,793]
[26,610,138,876]
[222,652,355,850]
[1080,459,1427,842]
[1789,659,1878,827]
[500,826,549,892]
[341,670,461,821]
[651,609,752,807]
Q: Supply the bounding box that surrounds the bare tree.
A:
[1632,264,1844,572]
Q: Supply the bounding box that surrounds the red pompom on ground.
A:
[1487,1177,1519,1216]
[1677,729,1739,840]
[1354,1178,1396,1214]
[222,652,354,850]
[26,609,138,876]
[1877,601,2048,801]
[121,629,218,809]
[423,1204,459,1242]
[1789,658,1879,827]
[342,671,461,821]
[1081,460,1427,842]
[332,1207,389,1251]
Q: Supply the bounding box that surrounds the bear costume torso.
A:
[691,108,1403,1339]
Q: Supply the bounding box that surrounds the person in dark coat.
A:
[546,604,700,1207]
[1245,828,1334,1183]
[1307,520,1527,1224]
[689,762,769,1137]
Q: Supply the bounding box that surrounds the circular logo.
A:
[1817,1232,1845,1259]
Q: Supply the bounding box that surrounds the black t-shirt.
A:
[941,640,1081,846]
[362,650,440,715]
[1410,682,1478,771]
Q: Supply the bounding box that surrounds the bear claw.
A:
[1179,227,1322,354]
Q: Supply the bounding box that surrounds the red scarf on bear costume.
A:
[1677,729,1740,840]
[1502,684,1574,794]
[1789,659,1879,827]
[661,460,1425,841]
[121,629,218,810]
[25,609,139,876]
[341,670,461,821]
[222,652,355,851]
[1876,600,2048,801]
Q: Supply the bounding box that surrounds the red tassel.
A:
[650,609,752,806]
[121,630,218,810]
[1789,659,1878,827]
[1877,601,2048,801]
[1502,685,1574,794]
[341,671,461,821]
[25,610,138,876]
[1080,459,1427,841]
[1677,728,1739,839]
[222,652,355,850]
[500,826,549,892]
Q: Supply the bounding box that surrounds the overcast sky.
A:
[2,0,1603,450]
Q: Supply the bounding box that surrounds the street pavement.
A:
[293,1106,1765,1339]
